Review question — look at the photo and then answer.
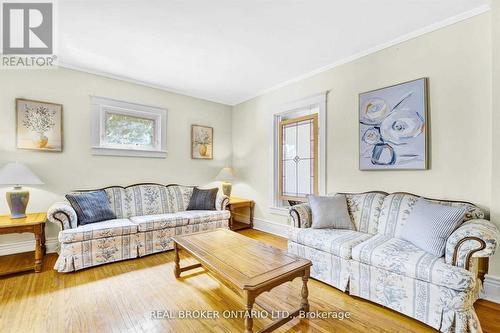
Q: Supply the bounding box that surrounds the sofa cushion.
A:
[351,234,475,291]
[377,193,485,237]
[187,187,218,211]
[130,214,189,232]
[288,228,373,259]
[166,185,194,212]
[104,187,128,219]
[65,190,117,225]
[308,194,354,230]
[59,219,138,243]
[125,184,170,217]
[399,198,466,256]
[345,192,387,234]
[175,210,231,225]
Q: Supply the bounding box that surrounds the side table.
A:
[227,197,254,231]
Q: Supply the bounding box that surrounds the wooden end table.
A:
[172,229,311,333]
[228,197,254,231]
[0,213,47,276]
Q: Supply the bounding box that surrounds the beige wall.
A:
[490,2,500,276]
[232,14,492,229]
[0,68,232,244]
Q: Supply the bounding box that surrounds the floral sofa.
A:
[47,183,230,273]
[288,191,500,333]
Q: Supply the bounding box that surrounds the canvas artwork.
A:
[359,78,427,170]
[191,125,213,159]
[16,99,63,152]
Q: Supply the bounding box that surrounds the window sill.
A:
[269,206,290,217]
[91,146,168,158]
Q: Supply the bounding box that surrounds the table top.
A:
[0,213,47,228]
[172,229,310,290]
[229,197,253,205]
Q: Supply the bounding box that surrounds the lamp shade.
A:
[0,162,44,186]
[216,167,235,181]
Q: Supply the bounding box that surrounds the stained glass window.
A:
[279,114,318,201]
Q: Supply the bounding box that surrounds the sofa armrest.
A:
[289,203,312,228]
[216,194,230,211]
[445,219,500,270]
[47,202,78,230]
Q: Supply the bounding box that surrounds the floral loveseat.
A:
[288,191,499,333]
[47,183,230,273]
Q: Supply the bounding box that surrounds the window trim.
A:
[278,113,319,202]
[271,92,327,215]
[90,96,168,158]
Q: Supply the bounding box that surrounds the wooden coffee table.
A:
[172,229,312,333]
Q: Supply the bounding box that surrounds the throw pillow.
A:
[399,198,466,257]
[308,194,354,230]
[66,190,117,226]
[187,187,218,211]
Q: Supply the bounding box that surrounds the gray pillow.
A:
[187,187,218,211]
[399,198,466,257]
[308,194,354,230]
[66,190,117,226]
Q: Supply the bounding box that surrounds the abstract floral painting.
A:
[16,99,63,152]
[359,78,427,170]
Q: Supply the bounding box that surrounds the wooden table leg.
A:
[34,225,43,273]
[41,224,46,255]
[301,268,310,312]
[174,242,181,278]
[244,290,255,333]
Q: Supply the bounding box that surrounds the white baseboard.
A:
[253,218,290,238]
[481,274,500,304]
[0,238,59,256]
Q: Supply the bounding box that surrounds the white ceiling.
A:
[59,0,489,105]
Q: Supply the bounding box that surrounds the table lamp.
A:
[0,162,44,218]
[216,167,235,197]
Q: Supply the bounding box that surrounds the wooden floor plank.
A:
[0,229,499,333]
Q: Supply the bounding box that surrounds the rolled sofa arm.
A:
[47,202,78,230]
[217,194,230,211]
[289,203,312,228]
[445,219,500,270]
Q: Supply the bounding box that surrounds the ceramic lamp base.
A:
[222,182,232,197]
[6,189,29,219]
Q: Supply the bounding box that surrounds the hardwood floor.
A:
[0,229,499,333]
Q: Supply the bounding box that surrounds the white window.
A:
[91,96,167,158]
[271,92,327,215]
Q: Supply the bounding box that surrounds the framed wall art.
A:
[359,78,428,170]
[16,98,63,152]
[191,124,213,159]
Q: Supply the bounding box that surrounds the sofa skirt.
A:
[55,220,229,272]
[349,260,482,333]
[137,220,229,256]
[288,241,351,292]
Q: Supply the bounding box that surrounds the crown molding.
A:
[233,4,491,106]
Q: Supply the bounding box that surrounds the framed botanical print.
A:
[359,78,428,170]
[16,98,63,152]
[191,125,213,159]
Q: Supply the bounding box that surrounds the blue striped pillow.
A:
[399,198,466,257]
[66,190,117,226]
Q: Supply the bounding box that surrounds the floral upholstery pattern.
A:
[352,234,475,291]
[445,219,500,268]
[288,241,351,291]
[104,187,128,218]
[344,192,387,234]
[48,183,231,273]
[287,190,498,333]
[289,227,372,259]
[350,261,482,333]
[55,234,138,272]
[58,219,138,243]
[137,220,228,256]
[289,203,312,228]
[377,193,485,237]
[130,214,189,232]
[47,202,78,230]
